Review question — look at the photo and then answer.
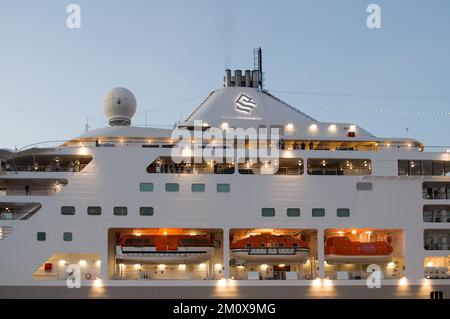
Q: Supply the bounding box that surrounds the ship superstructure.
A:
[1,50,450,296]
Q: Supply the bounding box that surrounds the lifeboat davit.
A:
[325,236,393,264]
[115,234,215,264]
[230,234,310,264]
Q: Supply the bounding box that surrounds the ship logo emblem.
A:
[235,94,257,114]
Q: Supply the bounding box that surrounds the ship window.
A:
[37,232,46,241]
[287,208,300,217]
[312,208,325,217]
[165,183,179,192]
[261,208,275,217]
[307,159,372,176]
[398,160,450,176]
[337,208,350,217]
[87,206,102,216]
[61,206,75,215]
[217,183,230,193]
[139,207,154,216]
[139,183,154,192]
[63,232,72,241]
[113,207,128,216]
[191,183,205,192]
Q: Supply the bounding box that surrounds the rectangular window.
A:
[217,183,230,193]
[113,207,128,216]
[37,232,46,241]
[337,208,350,217]
[63,232,72,241]
[312,208,325,217]
[307,159,371,176]
[139,207,154,216]
[287,208,300,217]
[139,183,154,192]
[0,227,2,240]
[87,206,102,216]
[261,208,275,217]
[191,183,205,192]
[165,183,179,192]
[61,206,75,215]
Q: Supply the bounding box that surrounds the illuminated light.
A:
[349,125,356,131]
[214,263,222,271]
[407,144,411,147]
[305,259,310,265]
[93,278,103,288]
[426,262,433,268]
[399,277,408,286]
[148,140,152,143]
[158,264,166,270]
[274,233,281,236]
[309,124,318,131]
[217,278,227,287]
[98,139,102,144]
[178,264,186,270]
[312,278,322,287]
[190,232,196,236]
[286,123,294,130]
[202,122,209,127]
[221,122,229,130]
[96,260,101,267]
[79,260,87,266]
[163,231,168,236]
[134,232,142,237]
[365,231,372,235]
[260,264,269,271]
[337,231,344,236]
[278,264,286,268]
[323,279,333,287]
[374,142,378,146]
[387,143,391,147]
[199,263,207,270]
[328,124,337,132]
[237,265,245,269]
[134,264,141,269]
[119,139,124,143]
[59,260,66,266]
[249,232,257,236]
[446,149,450,153]
[387,262,395,268]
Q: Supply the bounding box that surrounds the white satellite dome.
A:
[103,87,137,126]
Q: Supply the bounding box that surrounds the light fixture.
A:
[387,143,390,147]
[337,231,344,236]
[202,122,209,127]
[351,230,357,235]
[399,277,408,286]
[407,144,411,147]
[119,139,124,143]
[214,263,222,271]
[349,125,356,131]
[260,264,269,271]
[178,264,186,270]
[286,123,294,130]
[134,264,141,269]
[59,260,66,266]
[79,260,87,266]
[163,231,168,236]
[446,149,450,153]
[199,263,206,270]
[426,261,433,268]
[158,264,166,270]
[309,124,318,131]
[134,232,142,237]
[328,124,337,132]
[278,264,285,268]
[387,261,395,268]
[221,122,229,130]
[96,260,101,267]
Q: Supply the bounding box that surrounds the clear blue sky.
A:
[0,0,449,149]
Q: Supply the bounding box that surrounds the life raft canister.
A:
[85,273,93,280]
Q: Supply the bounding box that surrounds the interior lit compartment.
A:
[229,228,318,280]
[324,229,404,280]
[108,228,223,280]
[424,256,450,279]
[33,253,101,281]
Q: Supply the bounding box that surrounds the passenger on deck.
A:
[308,142,314,150]
[293,141,299,150]
[301,142,306,150]
[25,185,30,196]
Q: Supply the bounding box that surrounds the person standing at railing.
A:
[24,185,30,196]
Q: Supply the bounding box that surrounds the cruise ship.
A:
[1,49,449,298]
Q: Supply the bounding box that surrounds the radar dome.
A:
[103,87,137,126]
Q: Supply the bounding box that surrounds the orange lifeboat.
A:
[230,234,310,264]
[115,234,215,264]
[325,236,393,264]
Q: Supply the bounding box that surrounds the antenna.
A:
[253,47,263,89]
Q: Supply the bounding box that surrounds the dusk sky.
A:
[0,0,449,149]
